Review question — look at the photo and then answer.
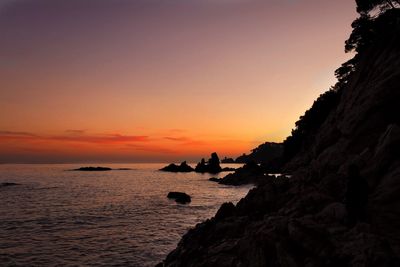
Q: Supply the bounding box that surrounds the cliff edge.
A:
[159,10,400,267]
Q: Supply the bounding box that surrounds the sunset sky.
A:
[0,0,357,163]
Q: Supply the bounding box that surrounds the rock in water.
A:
[0,182,20,187]
[167,192,191,204]
[160,161,194,172]
[73,167,112,171]
[195,152,222,173]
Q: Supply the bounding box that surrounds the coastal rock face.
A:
[160,16,400,267]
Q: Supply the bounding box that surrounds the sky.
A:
[0,0,357,163]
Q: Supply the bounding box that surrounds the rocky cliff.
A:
[159,11,400,267]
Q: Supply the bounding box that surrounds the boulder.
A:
[167,192,191,204]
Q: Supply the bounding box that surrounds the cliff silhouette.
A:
[159,5,400,267]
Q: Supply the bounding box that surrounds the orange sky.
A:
[0,0,357,163]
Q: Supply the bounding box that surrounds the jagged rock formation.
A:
[159,10,400,267]
[195,153,223,174]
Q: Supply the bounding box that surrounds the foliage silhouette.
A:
[283,7,400,162]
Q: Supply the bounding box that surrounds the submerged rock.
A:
[167,192,191,204]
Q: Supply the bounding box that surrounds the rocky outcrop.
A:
[160,11,400,267]
[167,192,192,204]
[221,157,235,163]
[160,162,194,172]
[235,142,283,170]
[210,162,268,186]
[195,153,223,174]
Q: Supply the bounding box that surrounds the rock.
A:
[167,192,191,204]
[72,167,112,171]
[221,157,235,163]
[195,152,223,173]
[160,161,194,172]
[0,182,20,187]
[317,202,347,224]
[218,161,268,186]
[235,142,284,171]
[161,11,400,266]
[215,202,236,220]
[221,167,236,171]
[208,177,221,182]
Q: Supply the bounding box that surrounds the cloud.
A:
[164,136,189,142]
[164,136,206,146]
[0,130,148,144]
[125,144,177,154]
[65,129,86,134]
[0,130,37,137]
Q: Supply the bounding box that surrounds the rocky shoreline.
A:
[158,9,400,267]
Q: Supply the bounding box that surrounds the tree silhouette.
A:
[283,88,342,161]
[283,5,400,163]
[356,0,399,14]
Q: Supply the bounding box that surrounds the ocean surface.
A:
[0,163,252,266]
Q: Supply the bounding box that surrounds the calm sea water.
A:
[0,163,251,266]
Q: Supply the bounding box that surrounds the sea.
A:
[0,163,252,266]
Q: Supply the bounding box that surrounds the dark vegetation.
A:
[283,1,400,163]
[236,142,283,166]
[160,1,400,266]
